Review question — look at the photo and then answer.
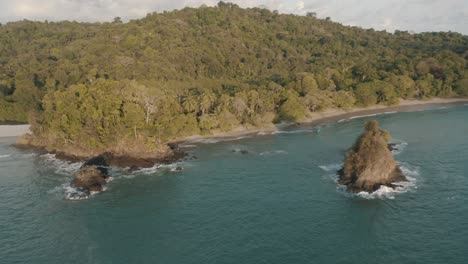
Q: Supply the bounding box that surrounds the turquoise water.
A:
[1,105,468,264]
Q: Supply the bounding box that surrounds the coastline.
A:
[179,98,468,144]
[5,97,467,166]
[0,124,30,138]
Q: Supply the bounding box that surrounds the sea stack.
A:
[338,120,406,193]
[71,156,111,196]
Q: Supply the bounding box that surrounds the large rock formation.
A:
[338,120,406,193]
[71,166,109,195]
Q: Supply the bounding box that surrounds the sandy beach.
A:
[181,97,468,143]
[1,97,467,141]
[0,124,30,138]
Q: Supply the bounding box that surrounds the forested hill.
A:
[1,2,468,155]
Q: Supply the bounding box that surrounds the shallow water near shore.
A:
[1,105,468,264]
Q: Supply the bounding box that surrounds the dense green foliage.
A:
[1,2,467,151]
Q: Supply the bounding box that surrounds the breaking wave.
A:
[39,154,83,175]
[349,113,378,120]
[48,173,114,201]
[129,162,188,175]
[179,144,197,148]
[318,163,343,172]
[192,136,249,144]
[0,154,11,158]
[345,111,398,122]
[320,162,419,200]
[355,176,417,200]
[63,184,92,200]
[271,128,320,135]
[353,164,419,200]
[390,141,408,155]
[259,150,288,156]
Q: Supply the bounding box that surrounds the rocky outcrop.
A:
[71,166,109,195]
[16,132,187,168]
[338,120,406,193]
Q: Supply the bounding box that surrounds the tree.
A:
[334,90,356,109]
[374,80,399,105]
[277,92,306,122]
[387,75,415,99]
[113,17,123,24]
[354,83,377,107]
[455,78,468,96]
[183,96,199,114]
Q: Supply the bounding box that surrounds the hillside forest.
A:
[1,2,467,153]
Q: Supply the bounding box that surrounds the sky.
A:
[0,0,467,34]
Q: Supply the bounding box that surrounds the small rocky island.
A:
[70,155,112,197]
[338,120,407,193]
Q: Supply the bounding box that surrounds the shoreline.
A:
[179,97,468,144]
[5,97,468,166]
[0,124,30,138]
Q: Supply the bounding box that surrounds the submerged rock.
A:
[71,166,109,195]
[171,166,183,172]
[338,120,407,193]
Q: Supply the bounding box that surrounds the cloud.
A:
[0,0,466,34]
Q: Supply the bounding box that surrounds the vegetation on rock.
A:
[338,120,406,193]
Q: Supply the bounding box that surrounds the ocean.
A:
[1,105,467,264]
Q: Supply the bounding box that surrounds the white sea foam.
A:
[179,144,197,148]
[321,162,419,199]
[63,184,89,200]
[225,136,248,141]
[0,154,10,158]
[195,138,220,144]
[355,176,417,200]
[231,147,247,152]
[193,136,249,144]
[337,119,347,123]
[319,163,343,172]
[131,164,164,175]
[353,164,419,199]
[61,177,113,200]
[347,111,397,121]
[390,141,408,155]
[259,150,288,156]
[272,128,319,135]
[129,162,188,175]
[349,113,378,120]
[39,154,83,175]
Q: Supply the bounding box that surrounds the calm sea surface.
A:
[1,105,467,264]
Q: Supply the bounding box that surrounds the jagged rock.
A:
[82,154,111,174]
[71,166,109,194]
[338,120,407,193]
[387,143,398,152]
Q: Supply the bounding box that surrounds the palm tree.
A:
[183,96,199,114]
[199,92,216,114]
